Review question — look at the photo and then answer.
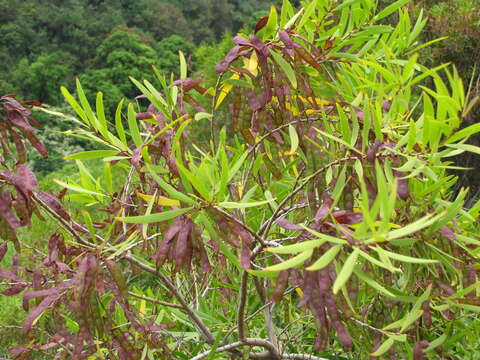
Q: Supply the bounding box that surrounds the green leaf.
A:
[301,225,349,245]
[95,92,108,137]
[334,0,361,12]
[446,143,480,156]
[283,7,304,30]
[247,269,280,279]
[64,150,118,160]
[218,199,274,209]
[264,249,313,271]
[271,51,297,89]
[379,249,438,264]
[425,333,448,352]
[280,0,294,28]
[373,0,410,22]
[104,162,113,193]
[354,269,395,297]
[307,245,343,271]
[53,179,106,197]
[333,248,359,294]
[267,239,326,255]
[115,99,127,145]
[370,337,395,357]
[194,112,213,121]
[297,0,318,31]
[228,150,248,183]
[288,124,299,154]
[146,167,196,205]
[127,103,142,147]
[179,51,187,79]
[118,207,192,224]
[61,86,89,125]
[400,309,423,332]
[263,5,278,39]
[382,212,445,241]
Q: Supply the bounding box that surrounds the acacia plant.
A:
[1,0,480,358]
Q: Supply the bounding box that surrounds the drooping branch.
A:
[123,254,215,345]
[33,192,216,346]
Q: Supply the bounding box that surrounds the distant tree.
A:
[141,1,193,42]
[12,51,76,104]
[81,27,160,110]
[181,0,235,43]
[157,35,195,75]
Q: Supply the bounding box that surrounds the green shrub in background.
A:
[1,1,480,359]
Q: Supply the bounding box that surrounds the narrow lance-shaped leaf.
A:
[307,245,343,271]
[271,51,297,89]
[266,239,326,254]
[118,207,193,224]
[264,249,313,271]
[333,248,359,294]
[371,337,395,357]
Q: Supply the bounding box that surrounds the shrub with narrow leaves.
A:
[1,0,480,359]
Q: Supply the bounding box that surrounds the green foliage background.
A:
[0,0,479,357]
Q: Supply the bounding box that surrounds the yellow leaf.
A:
[244,51,258,77]
[139,299,146,318]
[215,73,240,109]
[297,96,333,106]
[136,191,181,207]
[296,287,304,297]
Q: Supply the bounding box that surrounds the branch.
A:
[128,291,183,309]
[123,255,215,345]
[259,156,358,238]
[238,271,249,341]
[282,355,330,360]
[253,277,278,348]
[189,338,281,360]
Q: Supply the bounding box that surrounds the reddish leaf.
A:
[422,300,432,327]
[254,16,269,33]
[3,283,26,295]
[0,190,21,230]
[156,219,182,267]
[413,340,429,360]
[332,210,363,225]
[440,226,456,241]
[0,243,7,262]
[9,346,29,356]
[279,30,296,49]
[23,295,58,332]
[0,269,23,282]
[315,195,333,223]
[216,46,250,73]
[37,191,70,220]
[294,46,323,72]
[275,217,303,230]
[394,171,409,200]
[249,35,270,59]
[240,245,252,270]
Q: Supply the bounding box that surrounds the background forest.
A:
[1,0,480,358]
[0,0,479,177]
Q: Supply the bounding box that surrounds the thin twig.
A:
[189,338,281,360]
[254,277,278,348]
[127,291,183,309]
[123,255,215,345]
[282,354,329,360]
[259,156,357,238]
[238,271,249,341]
[210,74,224,149]
[33,193,216,345]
